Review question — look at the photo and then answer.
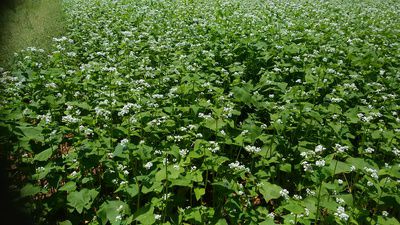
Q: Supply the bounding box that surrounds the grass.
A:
[0,0,65,68]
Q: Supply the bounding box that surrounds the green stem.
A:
[204,169,209,204]
[315,181,323,224]
[331,154,338,183]
[135,176,140,225]
[163,154,169,223]
[190,186,193,206]
[235,145,242,161]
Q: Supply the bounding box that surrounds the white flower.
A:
[334,206,349,221]
[302,161,313,172]
[208,141,220,153]
[364,167,379,179]
[365,147,375,154]
[367,181,374,186]
[336,198,345,204]
[162,193,171,200]
[315,160,325,167]
[198,112,212,119]
[120,138,129,146]
[187,124,196,130]
[70,171,78,177]
[244,145,261,153]
[280,189,289,199]
[163,158,169,165]
[306,188,315,196]
[62,115,81,124]
[330,97,343,103]
[45,82,57,88]
[267,212,275,219]
[144,162,153,170]
[173,135,183,142]
[228,161,250,173]
[179,149,189,157]
[293,194,302,200]
[392,148,400,156]
[154,150,162,155]
[117,205,124,212]
[115,215,122,221]
[350,165,356,171]
[335,144,349,153]
[154,214,162,220]
[337,179,343,185]
[94,107,111,119]
[382,211,389,217]
[118,103,135,116]
[305,208,310,216]
[315,145,326,153]
[37,114,52,124]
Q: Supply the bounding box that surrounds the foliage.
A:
[1,0,400,224]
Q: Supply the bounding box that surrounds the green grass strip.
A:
[0,0,65,67]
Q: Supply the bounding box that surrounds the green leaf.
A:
[58,221,73,225]
[18,126,43,141]
[126,183,139,198]
[170,176,192,187]
[194,188,205,201]
[377,216,400,225]
[259,181,282,202]
[134,205,155,225]
[259,218,275,225]
[207,156,229,172]
[44,95,58,107]
[67,101,92,110]
[34,147,54,161]
[215,219,229,225]
[328,160,351,175]
[113,144,125,158]
[320,196,338,211]
[203,118,225,131]
[346,157,372,170]
[67,189,99,213]
[4,109,23,120]
[20,183,41,197]
[232,86,252,104]
[98,200,130,225]
[184,207,203,223]
[280,163,292,173]
[59,181,77,192]
[283,201,304,214]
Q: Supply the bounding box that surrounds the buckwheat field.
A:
[0,0,399,224]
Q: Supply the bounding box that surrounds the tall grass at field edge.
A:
[0,0,65,68]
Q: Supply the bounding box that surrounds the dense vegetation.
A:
[1,0,400,224]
